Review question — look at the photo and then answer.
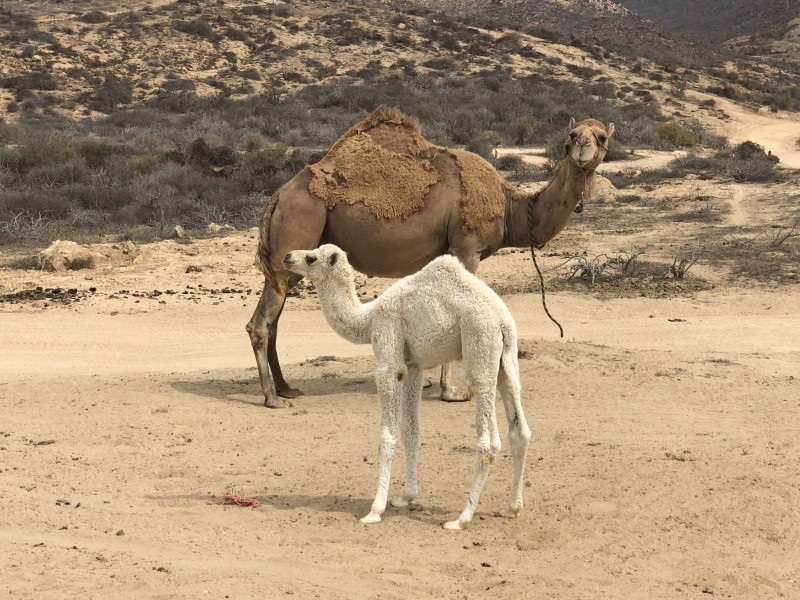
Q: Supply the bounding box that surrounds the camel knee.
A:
[246,322,267,348]
[476,441,498,468]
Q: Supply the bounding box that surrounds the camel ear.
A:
[606,123,615,138]
[569,117,577,130]
[328,252,339,266]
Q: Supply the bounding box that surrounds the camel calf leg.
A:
[497,364,531,519]
[362,362,405,524]
[391,365,422,509]
[444,382,500,530]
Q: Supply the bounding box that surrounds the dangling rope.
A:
[527,193,564,338]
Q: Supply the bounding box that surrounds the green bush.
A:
[656,122,697,148]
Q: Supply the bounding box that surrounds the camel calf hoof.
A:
[499,504,522,519]
[264,397,294,409]
[443,519,465,530]
[360,512,382,525]
[390,495,414,508]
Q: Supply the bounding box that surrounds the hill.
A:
[616,0,800,62]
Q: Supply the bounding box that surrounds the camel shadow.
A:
[170,372,378,407]
[254,493,452,525]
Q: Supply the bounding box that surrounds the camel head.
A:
[564,117,615,171]
[283,244,353,283]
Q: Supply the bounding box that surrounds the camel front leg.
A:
[246,281,292,408]
[361,362,405,524]
[444,383,499,530]
[391,365,422,509]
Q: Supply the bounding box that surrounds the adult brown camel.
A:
[248,106,614,408]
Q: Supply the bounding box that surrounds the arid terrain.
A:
[2,0,800,599]
[2,121,799,599]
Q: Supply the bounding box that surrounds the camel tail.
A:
[256,189,282,293]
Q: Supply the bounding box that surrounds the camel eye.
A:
[305,254,317,265]
[598,134,607,144]
[569,132,578,139]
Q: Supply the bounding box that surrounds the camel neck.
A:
[315,274,372,345]
[503,160,594,249]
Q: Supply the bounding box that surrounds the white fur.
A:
[284,244,532,530]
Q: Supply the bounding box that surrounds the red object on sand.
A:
[221,490,259,508]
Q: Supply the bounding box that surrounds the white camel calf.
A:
[283,244,531,529]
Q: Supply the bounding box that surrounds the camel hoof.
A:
[276,386,304,399]
[264,396,293,409]
[360,513,382,525]
[443,519,465,530]
[499,505,522,519]
[390,495,414,508]
[440,389,469,403]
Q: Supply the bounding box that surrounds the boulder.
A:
[38,240,102,272]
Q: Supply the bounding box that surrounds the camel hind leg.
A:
[444,342,503,530]
[496,357,531,519]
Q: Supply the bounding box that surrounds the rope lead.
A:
[527,194,564,338]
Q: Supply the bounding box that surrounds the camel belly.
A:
[322,201,450,278]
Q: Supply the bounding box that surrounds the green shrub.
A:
[656,122,697,148]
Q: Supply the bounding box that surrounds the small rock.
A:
[173,225,185,239]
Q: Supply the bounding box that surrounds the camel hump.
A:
[307,107,441,220]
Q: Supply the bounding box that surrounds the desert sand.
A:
[2,97,800,598]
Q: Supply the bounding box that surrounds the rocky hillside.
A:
[616,0,800,62]
[386,0,721,63]
[0,0,797,244]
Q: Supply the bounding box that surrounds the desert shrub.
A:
[706,84,738,99]
[225,27,251,43]
[79,10,109,24]
[655,55,688,72]
[173,19,218,41]
[655,122,697,148]
[668,143,785,182]
[1,70,59,95]
[0,190,71,217]
[586,81,615,99]
[91,75,133,113]
[78,141,126,168]
[466,131,500,161]
[423,57,456,71]
[186,137,236,169]
[0,132,75,174]
[604,138,630,161]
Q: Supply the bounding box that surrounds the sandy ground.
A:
[2,196,800,599]
[2,90,800,599]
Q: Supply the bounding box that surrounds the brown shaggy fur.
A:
[450,149,506,237]
[308,106,441,219]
